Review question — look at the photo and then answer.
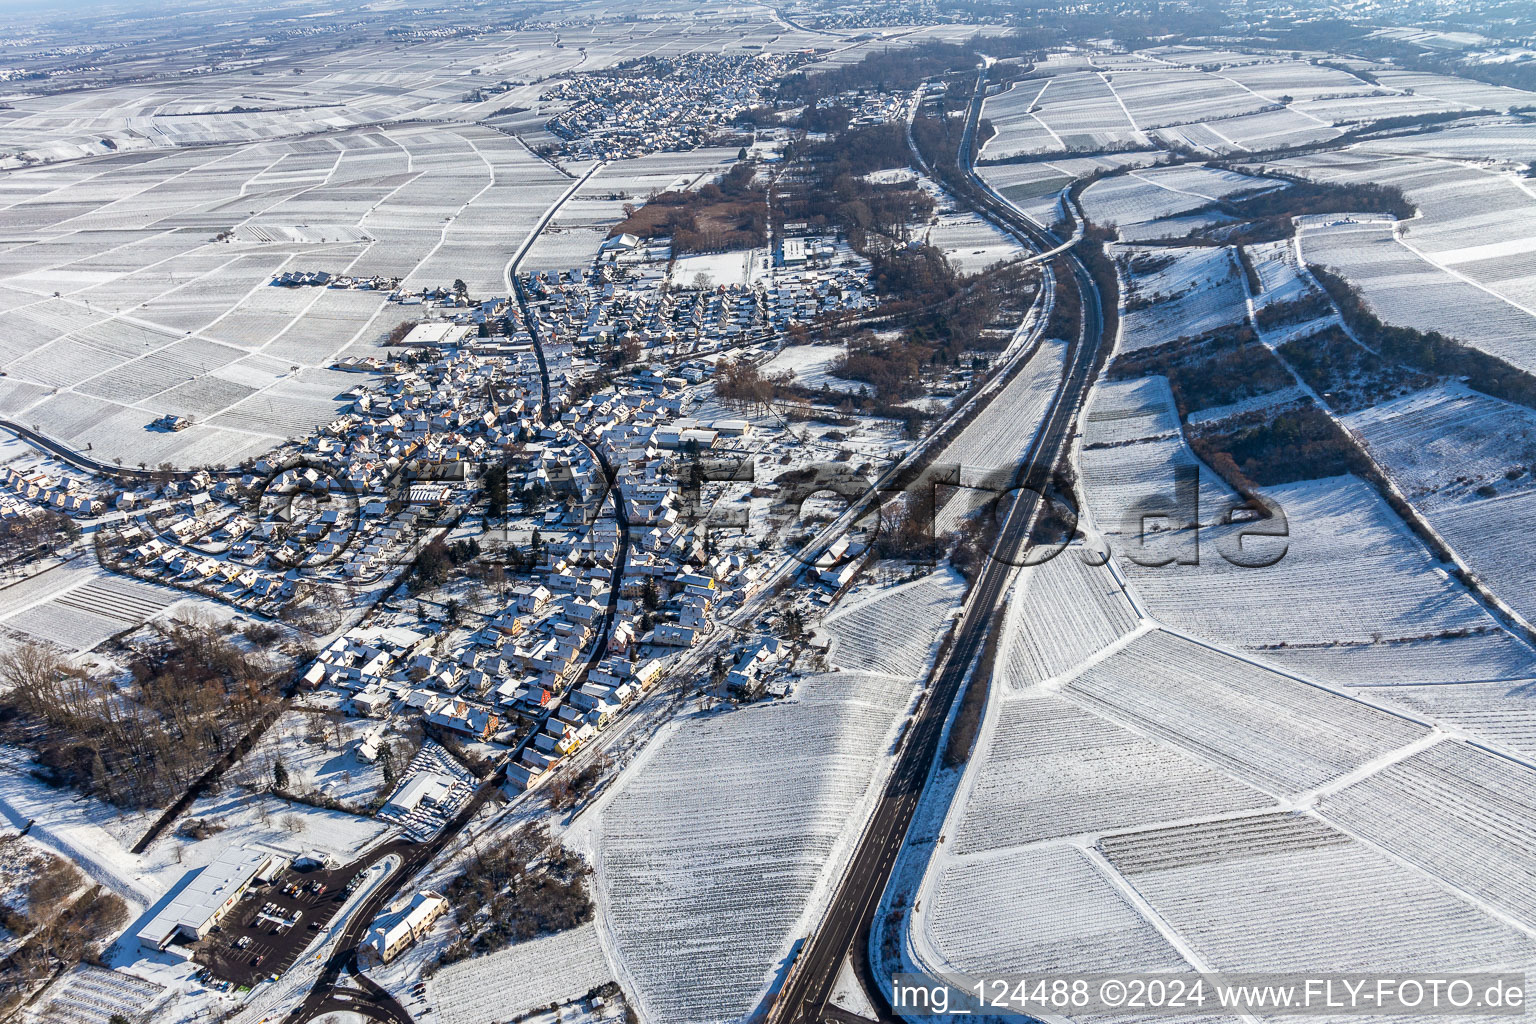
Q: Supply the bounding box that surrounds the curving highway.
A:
[767,64,1109,1024]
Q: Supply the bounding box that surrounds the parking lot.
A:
[198,862,361,987]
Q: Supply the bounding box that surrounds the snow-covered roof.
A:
[136,847,280,949]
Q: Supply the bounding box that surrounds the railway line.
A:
[767,63,1110,1024]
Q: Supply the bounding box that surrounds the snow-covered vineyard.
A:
[10,5,1536,1022]
[573,570,966,1024]
[888,43,1536,1020]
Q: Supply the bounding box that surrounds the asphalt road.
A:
[767,65,1108,1024]
[0,417,225,481]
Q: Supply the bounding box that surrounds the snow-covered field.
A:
[1320,740,1536,928]
[0,560,186,654]
[226,710,388,810]
[932,338,1066,534]
[950,689,1272,854]
[994,550,1139,694]
[923,844,1192,978]
[1079,376,1522,687]
[926,212,1021,272]
[578,570,964,1024]
[1300,218,1536,375]
[1101,811,1536,974]
[979,162,1071,225]
[1436,488,1536,627]
[670,249,771,289]
[432,922,613,1024]
[1280,149,1536,349]
[758,343,860,393]
[0,123,574,467]
[1081,165,1275,242]
[1031,72,1146,152]
[1117,245,1248,352]
[1345,384,1536,511]
[1337,383,1536,630]
[1065,630,1430,797]
[1243,237,1319,309]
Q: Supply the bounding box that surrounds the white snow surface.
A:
[580,570,965,1024]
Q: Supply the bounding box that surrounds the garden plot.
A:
[1344,384,1536,511]
[1320,740,1536,927]
[26,963,168,1024]
[1101,812,1536,974]
[758,344,858,393]
[995,550,1139,693]
[950,692,1271,855]
[1064,631,1429,797]
[584,572,963,1024]
[1118,245,1247,353]
[922,845,1191,978]
[432,922,612,1024]
[0,568,183,653]
[156,782,391,868]
[1300,218,1536,374]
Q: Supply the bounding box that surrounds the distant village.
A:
[541,52,795,159]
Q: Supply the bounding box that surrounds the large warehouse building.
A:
[137,848,286,954]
